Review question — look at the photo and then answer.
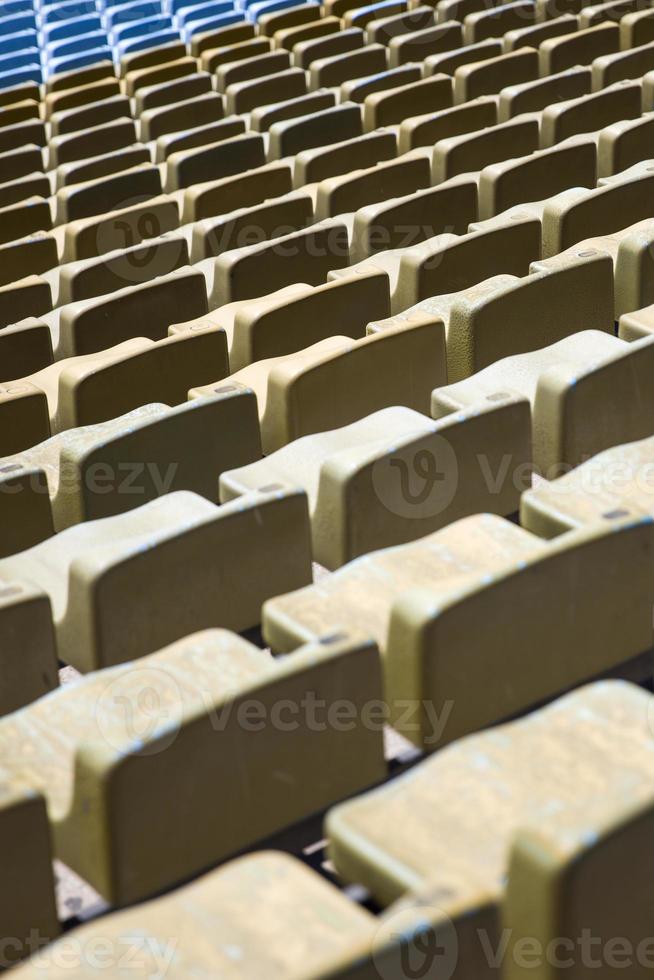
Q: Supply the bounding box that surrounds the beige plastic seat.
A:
[215,50,291,93]
[327,681,654,978]
[334,215,541,313]
[598,114,654,177]
[139,91,224,141]
[135,73,213,114]
[522,430,654,538]
[190,193,313,259]
[54,163,161,226]
[251,89,335,132]
[208,219,350,306]
[0,577,58,713]
[0,120,46,154]
[182,161,293,223]
[548,220,654,317]
[478,133,597,218]
[47,118,137,173]
[177,270,389,369]
[165,133,266,191]
[0,173,50,213]
[0,628,381,906]
[372,249,613,380]
[225,67,307,115]
[13,330,227,434]
[0,145,44,185]
[0,276,51,330]
[55,266,208,357]
[155,116,246,163]
[293,25,364,71]
[309,43,389,90]
[49,95,131,137]
[498,64,591,119]
[398,95,497,151]
[0,319,53,381]
[0,780,58,964]
[124,57,197,98]
[48,61,116,92]
[293,129,396,185]
[266,510,654,748]
[386,21,463,67]
[55,144,152,189]
[0,393,260,540]
[433,331,654,475]
[541,79,641,147]
[432,114,539,182]
[541,166,654,256]
[425,37,502,75]
[620,301,654,340]
[191,321,445,453]
[61,195,179,262]
[315,151,431,218]
[464,0,536,43]
[0,489,311,673]
[194,23,255,55]
[53,232,189,304]
[502,12,579,51]
[344,0,407,29]
[121,42,187,79]
[267,102,363,159]
[12,852,380,979]
[593,38,654,89]
[261,1,322,33]
[454,46,538,102]
[0,197,52,247]
[275,15,341,49]
[362,73,453,129]
[221,400,530,568]
[44,77,121,119]
[539,21,619,74]
[200,38,271,74]
[350,175,478,261]
[621,6,654,47]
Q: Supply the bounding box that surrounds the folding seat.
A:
[13,852,379,978]
[0,99,39,129]
[267,509,654,748]
[0,392,261,547]
[293,128,396,185]
[386,21,464,65]
[539,21,619,74]
[499,67,591,122]
[273,15,341,50]
[463,0,536,43]
[48,119,139,172]
[335,214,541,313]
[134,76,211,118]
[214,50,291,92]
[454,45,538,101]
[120,41,187,77]
[0,780,58,963]
[0,197,52,248]
[309,44,389,90]
[124,56,197,97]
[192,19,254,56]
[597,114,654,177]
[44,77,121,119]
[190,192,313,260]
[432,114,539,182]
[580,0,645,25]
[225,66,307,114]
[540,79,642,147]
[176,268,390,368]
[620,6,654,47]
[181,160,293,222]
[592,38,654,88]
[200,37,272,73]
[326,682,654,980]
[344,0,408,29]
[314,151,431,219]
[155,116,245,163]
[541,164,654,256]
[433,331,654,475]
[139,91,223,141]
[258,0,321,34]
[1,627,382,911]
[340,64,418,105]
[478,133,597,218]
[0,145,44,186]
[250,89,335,132]
[502,12,579,50]
[191,320,445,453]
[0,318,53,379]
[293,26,363,68]
[398,95,497,151]
[46,61,115,94]
[0,81,39,107]
[0,173,50,211]
[207,219,351,306]
[222,398,530,568]
[54,162,163,226]
[0,276,51,329]
[49,95,133,137]
[349,173,478,261]
[362,73,453,129]
[4,330,227,443]
[365,3,434,45]
[165,132,266,190]
[0,119,46,153]
[424,36,502,74]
